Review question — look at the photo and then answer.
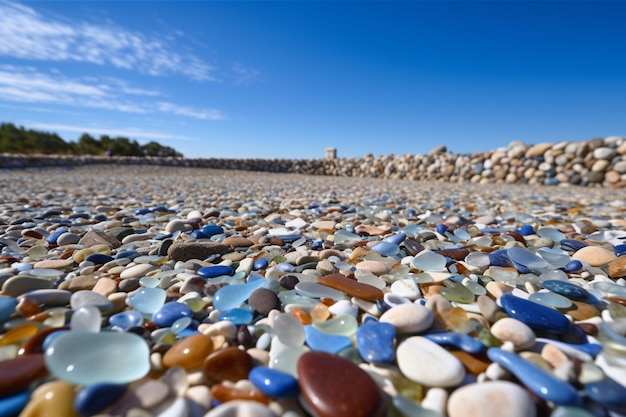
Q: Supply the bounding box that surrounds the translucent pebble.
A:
[371,241,400,257]
[462,278,487,296]
[454,227,471,241]
[270,346,307,377]
[128,288,166,316]
[591,281,626,298]
[170,317,192,335]
[536,247,572,268]
[109,310,144,330]
[71,305,102,332]
[356,274,386,290]
[537,227,566,242]
[312,315,358,336]
[529,292,573,309]
[507,247,549,269]
[551,406,596,417]
[465,252,491,268]
[441,281,475,304]
[328,299,358,317]
[70,290,113,311]
[213,278,266,311]
[487,266,517,284]
[256,332,272,350]
[539,269,568,282]
[45,331,150,384]
[273,313,305,347]
[139,277,160,288]
[295,282,345,300]
[218,308,253,325]
[333,230,363,245]
[411,250,447,271]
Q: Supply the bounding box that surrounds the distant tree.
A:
[141,141,183,157]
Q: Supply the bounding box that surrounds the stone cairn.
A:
[2,136,626,187]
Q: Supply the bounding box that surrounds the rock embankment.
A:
[2,136,625,187]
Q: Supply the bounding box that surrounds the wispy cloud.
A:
[0,0,215,81]
[29,123,191,142]
[0,65,226,120]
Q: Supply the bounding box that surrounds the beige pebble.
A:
[572,245,616,266]
[490,317,536,350]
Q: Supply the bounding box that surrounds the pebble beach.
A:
[1,163,626,417]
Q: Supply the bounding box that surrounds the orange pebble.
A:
[0,324,39,346]
[310,303,330,323]
[290,307,312,325]
[210,384,269,405]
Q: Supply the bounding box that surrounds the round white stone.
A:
[379,303,433,334]
[490,317,536,350]
[396,336,465,387]
[447,381,536,417]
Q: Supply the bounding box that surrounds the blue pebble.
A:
[275,262,295,273]
[153,233,173,241]
[152,301,193,327]
[249,366,299,398]
[488,348,582,406]
[134,208,151,215]
[281,235,304,244]
[253,258,269,270]
[518,225,534,236]
[46,227,68,245]
[560,239,588,252]
[85,253,114,265]
[150,205,169,213]
[304,325,353,354]
[500,294,571,334]
[383,232,406,245]
[218,308,253,325]
[109,310,144,330]
[371,241,399,256]
[543,280,589,301]
[310,239,323,250]
[197,265,234,278]
[190,230,209,239]
[115,250,139,260]
[436,224,448,234]
[614,243,626,257]
[201,225,224,237]
[510,260,532,274]
[356,320,396,363]
[488,249,513,267]
[0,295,17,324]
[585,376,626,408]
[423,331,485,353]
[0,390,30,417]
[74,383,128,416]
[407,208,417,218]
[376,299,391,314]
[177,327,200,338]
[564,260,583,273]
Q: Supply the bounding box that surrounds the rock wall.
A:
[2,136,626,187]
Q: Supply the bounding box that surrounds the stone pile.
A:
[1,136,626,187]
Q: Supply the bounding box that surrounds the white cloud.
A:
[0,66,225,120]
[157,102,226,121]
[0,0,215,81]
[29,123,191,141]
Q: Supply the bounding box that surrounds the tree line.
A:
[0,123,183,157]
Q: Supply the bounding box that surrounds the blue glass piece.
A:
[487,348,582,406]
[109,310,144,330]
[275,262,295,273]
[152,301,193,327]
[218,308,253,325]
[115,250,139,260]
[614,243,626,257]
[423,331,485,353]
[197,265,235,278]
[74,383,128,416]
[190,230,209,239]
[488,249,513,267]
[150,205,169,213]
[128,288,166,315]
[585,376,626,408]
[46,227,68,244]
[518,225,534,236]
[0,295,17,323]
[310,239,323,250]
[280,235,304,243]
[436,224,448,234]
[213,278,265,311]
[383,232,406,245]
[153,233,173,241]
[85,253,114,265]
[565,260,583,272]
[0,390,30,417]
[253,258,269,270]
[371,241,400,256]
[304,325,353,354]
[201,225,224,237]
[248,366,299,398]
[500,294,571,334]
[510,260,532,274]
[543,280,589,301]
[134,208,151,215]
[560,239,588,252]
[356,320,396,363]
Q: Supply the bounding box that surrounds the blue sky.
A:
[1,1,625,159]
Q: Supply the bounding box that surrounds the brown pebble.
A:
[318,273,383,302]
[57,275,97,292]
[450,349,490,375]
[92,277,118,296]
[162,333,214,371]
[221,236,254,248]
[541,344,569,368]
[167,242,230,262]
[605,255,626,278]
[78,229,121,249]
[436,248,469,261]
[210,383,269,405]
[248,288,281,315]
[565,300,600,321]
[297,350,386,417]
[576,323,598,337]
[0,354,48,397]
[203,347,254,385]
